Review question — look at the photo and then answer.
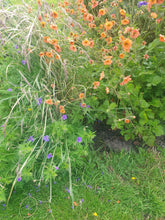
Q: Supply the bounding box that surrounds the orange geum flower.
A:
[70,9,74,14]
[45,52,53,58]
[130,29,140,39]
[54,44,61,52]
[157,0,164,3]
[125,119,130,123]
[59,105,64,110]
[150,12,157,18]
[98,8,106,16]
[89,40,94,48]
[51,39,58,45]
[144,54,149,59]
[104,59,112,65]
[38,15,42,21]
[156,18,162,24]
[86,13,93,22]
[93,81,100,89]
[104,21,113,30]
[82,39,90,46]
[37,0,41,6]
[119,35,125,41]
[119,53,125,59]
[106,87,110,94]
[79,93,84,99]
[149,0,157,4]
[159,34,165,42]
[124,26,133,34]
[122,38,132,52]
[69,45,77,52]
[45,99,53,105]
[100,32,106,38]
[106,37,112,44]
[92,0,99,8]
[121,19,129,25]
[52,11,58,18]
[43,36,50,43]
[120,75,132,86]
[50,24,58,30]
[55,55,60,59]
[40,21,46,28]
[39,52,45,57]
[99,71,104,81]
[60,108,65,114]
[120,9,126,16]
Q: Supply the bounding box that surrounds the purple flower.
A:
[54,181,56,184]
[8,88,12,92]
[62,114,67,120]
[1,125,4,127]
[17,51,20,53]
[22,60,26,65]
[87,185,92,189]
[17,177,21,182]
[66,187,70,194]
[77,137,82,143]
[80,199,84,203]
[102,171,104,175]
[43,135,49,142]
[40,201,42,204]
[26,205,29,208]
[28,136,34,142]
[137,1,147,7]
[49,209,52,213]
[55,166,59,170]
[47,153,53,159]
[45,184,48,187]
[87,105,90,108]
[37,98,42,105]
[28,193,31,197]
[2,204,5,207]
[15,45,18,49]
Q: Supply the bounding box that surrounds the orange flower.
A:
[142,41,146,45]
[82,39,90,46]
[92,0,99,8]
[93,81,100,89]
[119,35,125,41]
[60,109,65,114]
[121,19,129,25]
[81,103,86,108]
[74,201,79,207]
[69,45,77,52]
[52,11,58,19]
[37,0,41,6]
[104,21,113,30]
[120,9,126,16]
[125,119,130,124]
[39,52,45,57]
[159,34,165,42]
[79,93,84,99]
[99,71,104,81]
[130,29,140,39]
[86,13,93,22]
[55,55,60,59]
[124,26,133,34]
[89,40,94,48]
[144,54,149,59]
[120,75,132,86]
[119,53,125,59]
[156,18,162,23]
[54,44,61,52]
[89,59,94,64]
[156,0,164,3]
[38,15,42,21]
[50,39,58,45]
[40,21,46,28]
[100,32,106,38]
[150,12,157,18]
[149,0,157,4]
[50,24,58,30]
[45,99,53,105]
[122,38,132,52]
[106,37,112,44]
[104,59,112,65]
[106,87,110,94]
[45,52,53,58]
[43,36,50,43]
[98,8,106,16]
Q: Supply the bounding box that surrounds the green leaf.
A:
[140,100,150,108]
[108,102,117,111]
[143,135,155,147]
[154,125,164,136]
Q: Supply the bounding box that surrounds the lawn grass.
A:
[1,147,165,219]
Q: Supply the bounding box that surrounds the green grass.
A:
[1,147,165,219]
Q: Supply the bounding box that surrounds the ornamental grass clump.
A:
[0,0,165,205]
